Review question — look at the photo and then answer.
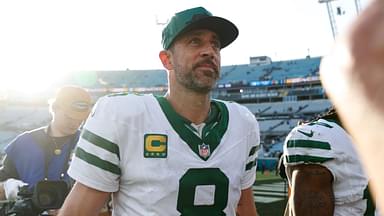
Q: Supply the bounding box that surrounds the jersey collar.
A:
[156,96,229,161]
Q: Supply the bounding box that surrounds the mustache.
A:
[193,58,219,72]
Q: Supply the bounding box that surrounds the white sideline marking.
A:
[253,182,288,203]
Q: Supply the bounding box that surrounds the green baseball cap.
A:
[162,7,239,50]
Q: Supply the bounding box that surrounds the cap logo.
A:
[71,101,90,111]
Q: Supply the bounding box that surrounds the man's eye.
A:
[190,38,200,45]
[212,40,221,49]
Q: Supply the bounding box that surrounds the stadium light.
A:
[318,0,338,39]
[319,0,363,39]
[354,0,362,15]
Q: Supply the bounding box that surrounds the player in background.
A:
[0,86,92,199]
[320,0,384,213]
[283,108,377,215]
[58,6,260,216]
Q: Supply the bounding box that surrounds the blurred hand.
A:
[320,0,384,212]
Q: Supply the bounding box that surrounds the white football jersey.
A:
[283,119,375,216]
[68,94,260,216]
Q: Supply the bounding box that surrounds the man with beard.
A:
[59,7,260,216]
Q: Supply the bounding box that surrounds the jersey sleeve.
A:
[68,96,122,192]
[283,123,335,167]
[240,106,260,190]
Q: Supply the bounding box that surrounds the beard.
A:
[174,58,220,94]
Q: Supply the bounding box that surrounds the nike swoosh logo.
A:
[298,130,314,137]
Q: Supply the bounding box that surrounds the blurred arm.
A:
[236,187,258,216]
[288,164,334,216]
[58,182,111,216]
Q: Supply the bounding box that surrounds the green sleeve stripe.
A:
[286,155,333,163]
[246,158,257,171]
[75,147,121,175]
[287,140,331,150]
[248,145,259,157]
[82,129,120,159]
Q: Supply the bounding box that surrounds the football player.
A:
[283,108,376,215]
[59,7,260,216]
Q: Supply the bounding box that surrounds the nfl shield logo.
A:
[198,143,211,159]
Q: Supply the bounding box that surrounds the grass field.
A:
[254,171,288,216]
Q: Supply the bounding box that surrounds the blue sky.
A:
[0,0,369,94]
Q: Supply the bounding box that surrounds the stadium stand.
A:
[0,105,50,152]
[0,56,328,161]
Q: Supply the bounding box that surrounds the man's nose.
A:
[199,44,218,58]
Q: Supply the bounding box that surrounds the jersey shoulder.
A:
[91,93,153,120]
[219,100,258,127]
[284,119,343,165]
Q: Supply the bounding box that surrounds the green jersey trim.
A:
[245,158,257,171]
[75,147,121,175]
[248,145,259,157]
[286,155,334,163]
[287,140,331,150]
[82,129,120,160]
[156,96,229,161]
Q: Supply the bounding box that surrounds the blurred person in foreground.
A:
[283,108,377,215]
[320,0,384,213]
[59,6,260,216]
[0,86,92,202]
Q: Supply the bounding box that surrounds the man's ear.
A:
[159,50,173,70]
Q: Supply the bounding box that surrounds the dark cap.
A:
[51,86,92,120]
[162,7,239,49]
